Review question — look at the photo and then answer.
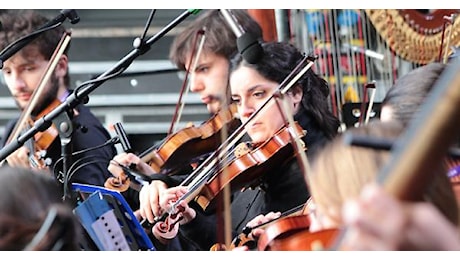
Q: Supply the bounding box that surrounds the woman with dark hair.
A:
[230,41,340,156]
[153,41,340,250]
[0,166,81,250]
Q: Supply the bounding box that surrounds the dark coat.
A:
[176,106,331,250]
[1,103,117,189]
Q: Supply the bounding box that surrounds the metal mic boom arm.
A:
[0,9,200,163]
[0,9,80,69]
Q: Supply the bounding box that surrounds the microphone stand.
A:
[0,9,80,69]
[0,9,200,200]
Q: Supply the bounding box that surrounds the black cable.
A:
[65,157,112,183]
[0,23,61,58]
[74,67,125,98]
[52,136,119,185]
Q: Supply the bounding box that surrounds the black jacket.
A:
[1,103,117,190]
[176,107,331,250]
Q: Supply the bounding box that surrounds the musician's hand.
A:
[341,184,460,250]
[159,186,196,225]
[245,211,281,238]
[139,180,168,223]
[6,146,32,168]
[108,152,155,178]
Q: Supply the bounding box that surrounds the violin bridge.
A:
[234,142,252,158]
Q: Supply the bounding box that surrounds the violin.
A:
[26,99,62,168]
[140,103,240,174]
[214,200,311,250]
[104,104,239,192]
[152,121,307,233]
[105,122,149,192]
[267,228,340,251]
[210,200,336,251]
[217,214,311,251]
[193,122,306,211]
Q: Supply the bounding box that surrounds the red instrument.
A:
[104,104,240,192]
[195,122,306,210]
[26,99,61,168]
[266,228,340,251]
[140,103,240,174]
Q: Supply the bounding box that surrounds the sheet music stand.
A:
[72,183,155,251]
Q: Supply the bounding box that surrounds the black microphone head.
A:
[61,9,80,24]
[237,33,263,64]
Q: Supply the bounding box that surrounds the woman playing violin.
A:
[0,10,116,189]
[145,41,340,250]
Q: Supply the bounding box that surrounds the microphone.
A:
[41,9,80,29]
[0,9,80,69]
[220,9,263,64]
[61,9,80,24]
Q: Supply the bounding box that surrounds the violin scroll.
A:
[104,172,130,192]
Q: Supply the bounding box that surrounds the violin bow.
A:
[331,55,460,250]
[1,31,71,167]
[276,81,311,189]
[168,29,206,135]
[215,100,233,250]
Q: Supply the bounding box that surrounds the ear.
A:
[291,85,303,109]
[55,55,68,78]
